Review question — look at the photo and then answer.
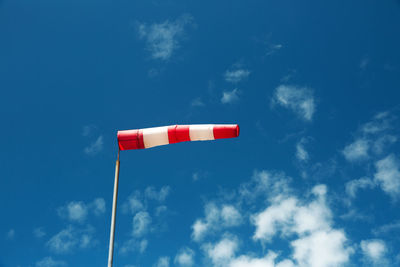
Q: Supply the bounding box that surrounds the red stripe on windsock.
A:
[176,125,191,142]
[213,125,240,139]
[167,125,178,144]
[117,129,145,150]
[168,125,191,144]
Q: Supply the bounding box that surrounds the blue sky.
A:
[1,0,400,266]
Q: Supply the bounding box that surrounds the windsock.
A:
[118,124,239,150]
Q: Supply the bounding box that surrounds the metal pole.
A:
[108,149,120,267]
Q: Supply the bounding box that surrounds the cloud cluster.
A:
[174,247,195,267]
[84,135,104,156]
[342,112,397,162]
[35,257,66,267]
[57,198,106,223]
[192,203,242,241]
[224,69,250,83]
[221,89,240,104]
[343,112,400,200]
[138,15,193,61]
[120,186,171,255]
[360,239,388,265]
[188,170,354,267]
[47,225,96,254]
[272,85,316,121]
[45,198,105,255]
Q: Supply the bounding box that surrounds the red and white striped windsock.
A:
[118,124,239,150]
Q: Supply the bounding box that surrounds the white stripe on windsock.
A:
[143,126,169,149]
[189,124,215,141]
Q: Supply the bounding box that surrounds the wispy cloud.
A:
[35,257,66,267]
[132,211,152,237]
[191,97,205,107]
[58,201,88,223]
[374,154,400,199]
[342,139,370,162]
[203,235,239,266]
[34,227,46,239]
[155,256,170,267]
[192,203,242,242]
[221,89,239,104]
[345,177,375,198]
[84,135,103,156]
[82,125,96,137]
[361,239,389,266]
[145,186,171,202]
[224,69,250,83]
[296,138,309,162]
[138,14,193,61]
[57,198,106,223]
[120,238,148,254]
[266,44,283,56]
[46,225,95,254]
[174,247,195,267]
[272,85,316,121]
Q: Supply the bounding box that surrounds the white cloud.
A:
[47,226,77,254]
[221,89,239,104]
[191,203,242,242]
[174,247,195,267]
[145,186,171,202]
[57,198,105,223]
[132,211,152,237]
[272,85,315,121]
[6,229,15,240]
[92,198,106,216]
[35,257,66,267]
[34,227,46,238]
[345,177,375,198]
[252,197,298,241]
[360,239,387,265]
[373,135,397,155]
[342,139,369,162]
[372,220,400,235]
[250,183,353,267]
[58,201,88,223]
[361,111,391,134]
[123,192,145,214]
[192,219,208,242]
[120,238,148,254]
[138,15,193,60]
[82,125,96,137]
[46,225,95,254]
[291,229,351,267]
[374,154,400,198]
[84,135,104,155]
[296,138,309,162]
[154,256,170,267]
[221,205,242,227]
[266,44,283,56]
[204,236,239,266]
[139,239,148,253]
[224,69,250,83]
[252,185,333,241]
[239,170,292,203]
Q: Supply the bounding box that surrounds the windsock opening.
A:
[213,124,240,139]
